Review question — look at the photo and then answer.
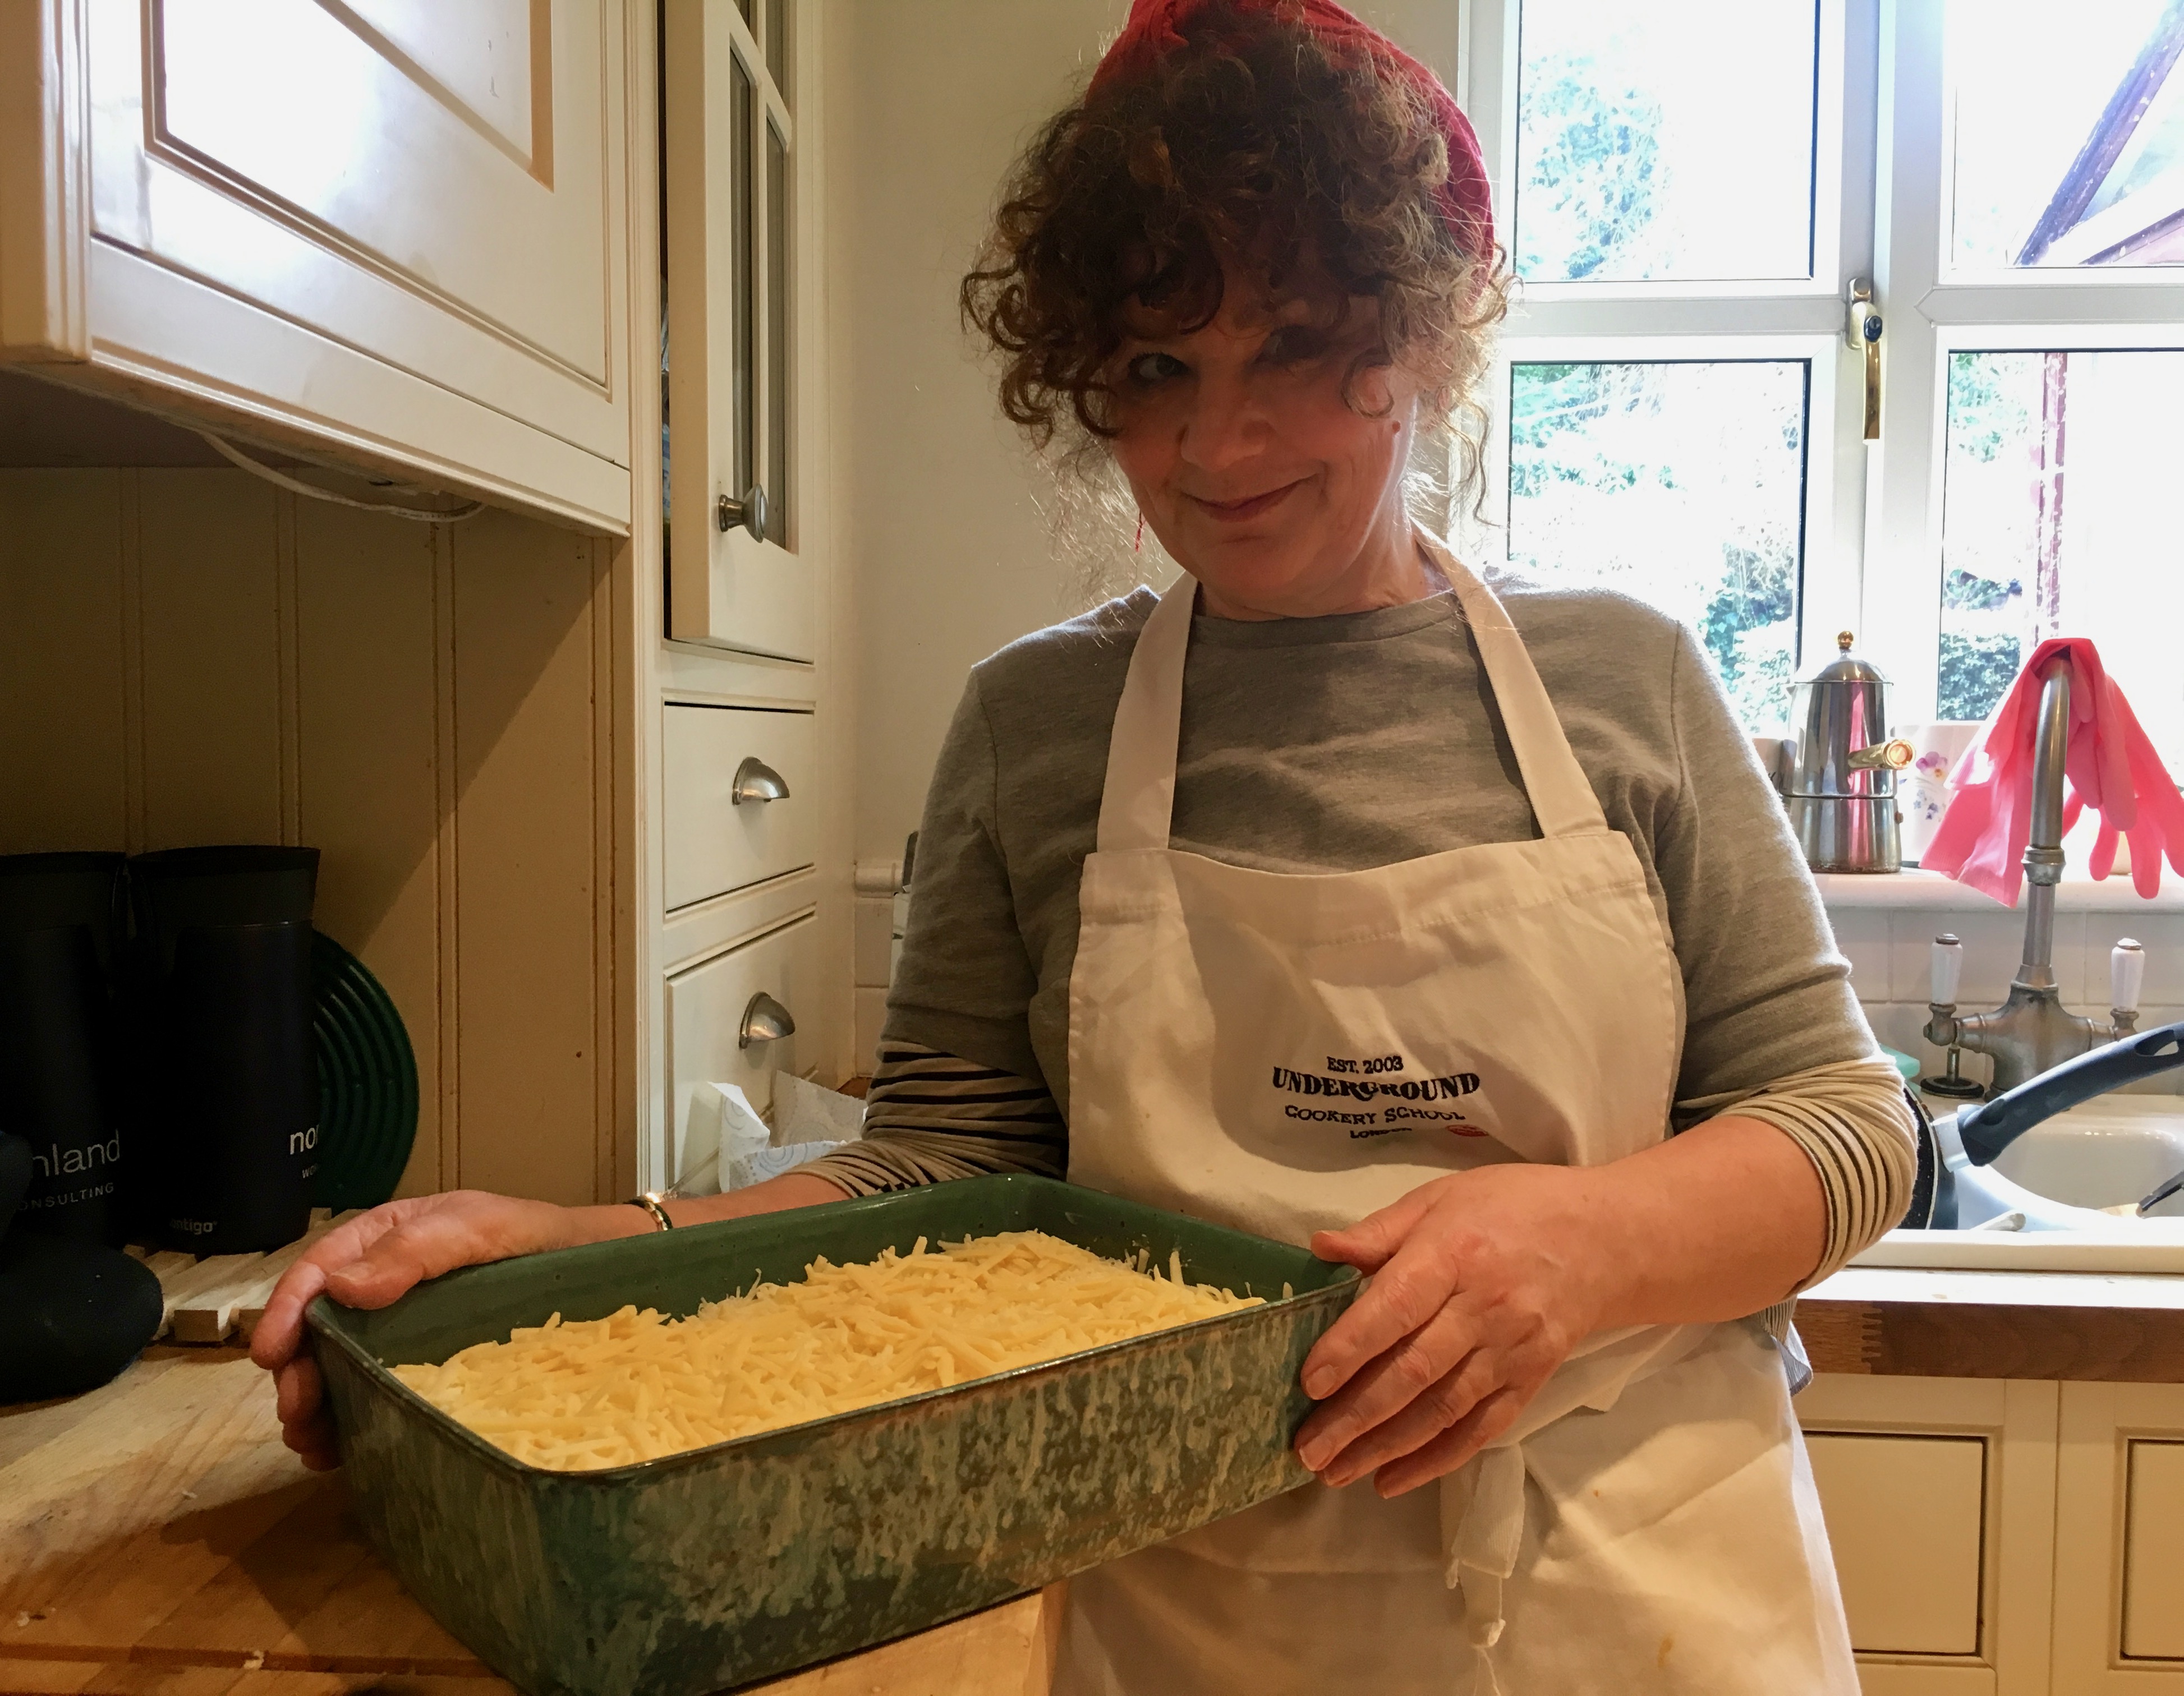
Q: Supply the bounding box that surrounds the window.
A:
[1463,0,2184,758]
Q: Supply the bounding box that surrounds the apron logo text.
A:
[1269,1063,1481,1103]
[1270,1060,1489,1137]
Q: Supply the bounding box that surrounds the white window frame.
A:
[1864,0,2184,723]
[1459,0,1870,697]
[1461,0,2184,734]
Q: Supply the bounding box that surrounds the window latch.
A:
[1846,278,1882,441]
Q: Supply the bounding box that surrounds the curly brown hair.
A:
[960,1,1507,466]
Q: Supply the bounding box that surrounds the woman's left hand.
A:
[1293,1163,1613,1499]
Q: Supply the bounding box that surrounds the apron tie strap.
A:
[1441,1444,1529,1695]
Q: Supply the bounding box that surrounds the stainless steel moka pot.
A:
[1779,632,1913,873]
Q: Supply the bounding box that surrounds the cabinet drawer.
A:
[666,916,818,1185]
[661,706,816,910]
[1805,1432,1987,1656]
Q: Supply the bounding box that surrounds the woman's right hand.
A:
[249,1190,643,1471]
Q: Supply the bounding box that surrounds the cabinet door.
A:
[2053,1381,2184,1693]
[1804,1432,1987,1657]
[1799,1375,2061,1696]
[663,0,813,659]
[70,0,629,530]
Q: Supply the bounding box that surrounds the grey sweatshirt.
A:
[808,583,1914,1278]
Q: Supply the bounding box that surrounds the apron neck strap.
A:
[1095,539,1609,854]
[1422,536,1609,841]
[1096,575,1196,854]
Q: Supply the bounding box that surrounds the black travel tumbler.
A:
[0,925,123,1243]
[0,853,127,1245]
[127,847,321,1254]
[158,921,319,1253]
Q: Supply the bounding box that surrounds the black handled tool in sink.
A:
[1956,1020,2184,1167]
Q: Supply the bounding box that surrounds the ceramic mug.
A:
[1893,721,1982,865]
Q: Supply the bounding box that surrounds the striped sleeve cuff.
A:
[796,1041,1068,1197]
[1686,1054,1919,1296]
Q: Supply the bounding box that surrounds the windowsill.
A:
[1815,868,2184,914]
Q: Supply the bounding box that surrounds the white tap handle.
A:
[1931,934,1964,1006]
[2113,938,2146,1015]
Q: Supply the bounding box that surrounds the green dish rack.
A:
[308,1174,1360,1696]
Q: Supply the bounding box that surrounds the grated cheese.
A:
[393,1230,1262,1471]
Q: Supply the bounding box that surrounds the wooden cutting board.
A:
[0,1347,1061,1695]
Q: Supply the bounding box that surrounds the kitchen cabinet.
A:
[1,1,859,1215]
[1801,1375,2061,1695]
[2051,1382,2184,1691]
[642,0,852,1195]
[1803,1374,2184,1695]
[662,0,814,658]
[0,0,632,533]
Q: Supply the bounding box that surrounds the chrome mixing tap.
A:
[1924,657,2148,1096]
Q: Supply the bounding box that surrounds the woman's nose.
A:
[1178,371,1266,474]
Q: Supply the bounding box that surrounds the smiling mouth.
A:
[1185,478,1307,523]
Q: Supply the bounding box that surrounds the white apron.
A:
[1056,546,1857,1695]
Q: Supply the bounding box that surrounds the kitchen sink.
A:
[1988,1098,2184,1218]
[1852,1096,2184,1273]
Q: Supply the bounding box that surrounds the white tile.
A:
[1827,910,1891,1000]
[853,987,890,1078]
[1887,914,1941,1008]
[853,895,894,988]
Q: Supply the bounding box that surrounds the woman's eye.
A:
[1126,352,1188,385]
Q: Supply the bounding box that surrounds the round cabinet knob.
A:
[739,990,796,1050]
[716,483,769,542]
[730,757,790,805]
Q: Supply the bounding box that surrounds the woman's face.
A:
[1106,259,1426,620]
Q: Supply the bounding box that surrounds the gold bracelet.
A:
[627,1192,675,1232]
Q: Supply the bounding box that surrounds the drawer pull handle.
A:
[732,757,791,805]
[740,991,797,1049]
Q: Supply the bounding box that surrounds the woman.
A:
[256,2,1915,1689]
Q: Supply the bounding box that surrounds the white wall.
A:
[828,0,1467,874]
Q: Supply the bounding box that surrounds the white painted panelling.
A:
[2054,1382,2184,1692]
[2124,1440,2184,1660]
[0,468,624,1206]
[1806,1432,1987,1655]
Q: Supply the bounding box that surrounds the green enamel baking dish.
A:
[307,1173,1360,1696]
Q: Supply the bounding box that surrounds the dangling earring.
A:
[1133,511,1145,553]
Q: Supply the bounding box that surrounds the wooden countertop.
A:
[0,1347,1060,1696]
[1800,1264,2184,1381]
